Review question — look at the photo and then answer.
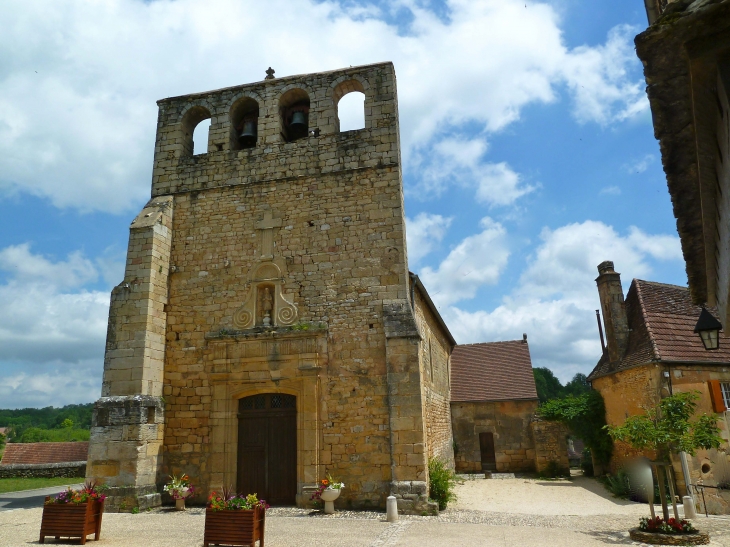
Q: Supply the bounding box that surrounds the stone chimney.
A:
[595,261,629,365]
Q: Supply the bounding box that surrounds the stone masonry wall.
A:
[531,418,569,474]
[0,462,86,479]
[451,400,538,473]
[144,63,432,510]
[412,285,454,469]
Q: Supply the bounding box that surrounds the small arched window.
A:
[230,97,259,150]
[181,105,212,156]
[279,88,310,142]
[334,79,366,133]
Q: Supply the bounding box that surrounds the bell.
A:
[290,111,307,131]
[238,121,256,141]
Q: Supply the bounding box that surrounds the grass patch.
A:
[0,477,85,494]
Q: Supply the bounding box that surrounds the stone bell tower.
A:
[87,62,452,514]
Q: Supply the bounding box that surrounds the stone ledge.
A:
[0,461,86,479]
[629,528,710,545]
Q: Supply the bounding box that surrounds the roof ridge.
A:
[634,279,663,361]
[456,340,526,347]
[635,278,689,291]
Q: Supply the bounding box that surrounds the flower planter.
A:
[319,488,341,514]
[203,505,265,547]
[175,498,186,511]
[629,528,710,545]
[39,498,104,545]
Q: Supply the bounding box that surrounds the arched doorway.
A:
[237,393,297,505]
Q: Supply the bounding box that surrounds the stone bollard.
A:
[683,496,697,519]
[386,495,398,522]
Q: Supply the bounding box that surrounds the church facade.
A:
[86,63,454,514]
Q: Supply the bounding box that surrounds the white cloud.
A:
[0,245,109,407]
[419,217,510,306]
[413,137,537,205]
[406,212,453,266]
[423,220,683,382]
[599,185,621,196]
[624,153,655,174]
[0,0,648,213]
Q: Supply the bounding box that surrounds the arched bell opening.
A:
[279,88,310,143]
[333,79,366,133]
[181,105,212,156]
[230,97,259,151]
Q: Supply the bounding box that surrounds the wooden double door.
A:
[237,393,297,505]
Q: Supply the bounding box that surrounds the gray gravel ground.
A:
[2,478,730,546]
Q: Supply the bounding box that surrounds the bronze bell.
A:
[290,111,307,130]
[238,121,256,140]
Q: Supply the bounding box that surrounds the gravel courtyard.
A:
[2,476,730,546]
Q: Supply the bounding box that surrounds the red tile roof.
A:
[589,280,730,379]
[0,442,89,465]
[451,340,538,402]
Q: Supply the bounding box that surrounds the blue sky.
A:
[0,0,685,408]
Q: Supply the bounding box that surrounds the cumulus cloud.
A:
[420,220,683,382]
[419,217,509,306]
[624,153,655,174]
[406,212,453,266]
[0,245,109,408]
[413,137,536,205]
[599,186,621,196]
[0,0,647,213]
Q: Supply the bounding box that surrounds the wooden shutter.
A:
[708,380,727,412]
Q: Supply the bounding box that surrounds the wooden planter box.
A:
[39,497,104,545]
[203,506,265,547]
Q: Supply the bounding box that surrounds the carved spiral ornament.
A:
[233,308,253,329]
[277,305,296,325]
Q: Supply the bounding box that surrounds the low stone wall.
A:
[0,461,86,479]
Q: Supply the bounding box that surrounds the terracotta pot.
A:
[203,506,265,547]
[39,498,104,545]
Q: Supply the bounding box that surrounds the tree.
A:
[60,418,74,429]
[537,390,613,470]
[564,373,590,397]
[533,367,564,403]
[606,391,723,521]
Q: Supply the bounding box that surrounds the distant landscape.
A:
[0,403,93,459]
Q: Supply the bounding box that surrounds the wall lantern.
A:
[694,307,723,350]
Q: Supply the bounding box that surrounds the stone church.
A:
[86,62,455,514]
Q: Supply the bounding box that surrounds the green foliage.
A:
[606,391,723,459]
[18,427,90,443]
[538,460,570,479]
[0,432,5,449]
[428,458,457,511]
[0,404,93,441]
[61,418,74,429]
[533,368,590,402]
[538,390,613,466]
[599,470,632,499]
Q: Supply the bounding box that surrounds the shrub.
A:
[600,470,632,499]
[428,458,457,510]
[538,460,570,479]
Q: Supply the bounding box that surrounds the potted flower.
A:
[164,474,195,510]
[629,516,709,545]
[204,488,268,547]
[311,474,345,514]
[39,481,106,545]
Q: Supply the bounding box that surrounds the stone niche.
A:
[233,259,297,329]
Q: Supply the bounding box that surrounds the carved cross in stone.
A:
[255,211,282,259]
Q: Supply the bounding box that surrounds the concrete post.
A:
[386,495,399,522]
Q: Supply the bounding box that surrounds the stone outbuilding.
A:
[450,337,563,473]
[85,62,455,514]
[589,261,730,513]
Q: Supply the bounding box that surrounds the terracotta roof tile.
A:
[451,340,538,402]
[589,280,730,380]
[0,442,89,465]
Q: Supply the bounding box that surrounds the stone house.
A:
[450,338,567,474]
[589,261,730,511]
[85,63,455,514]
